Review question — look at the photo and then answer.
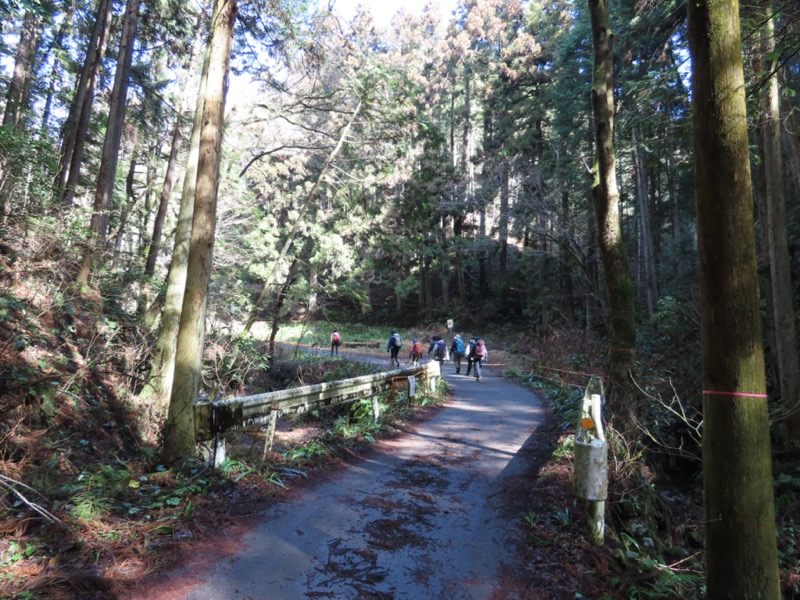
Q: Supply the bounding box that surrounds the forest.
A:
[1,0,799,597]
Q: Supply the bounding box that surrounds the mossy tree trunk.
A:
[162,0,237,465]
[687,0,781,596]
[587,0,637,426]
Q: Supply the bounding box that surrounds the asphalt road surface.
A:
[146,359,545,599]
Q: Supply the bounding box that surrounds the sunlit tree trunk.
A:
[0,9,43,221]
[76,0,142,287]
[39,5,74,136]
[3,9,42,129]
[58,0,113,206]
[140,47,211,419]
[587,0,637,425]
[162,0,237,464]
[687,0,781,596]
[145,7,207,279]
[308,261,318,314]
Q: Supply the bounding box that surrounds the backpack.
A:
[454,338,465,354]
[473,339,486,358]
[332,332,341,344]
[433,341,445,360]
[391,332,402,348]
[412,341,424,356]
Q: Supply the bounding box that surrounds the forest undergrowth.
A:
[0,242,799,599]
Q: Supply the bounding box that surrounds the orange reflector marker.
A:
[581,417,595,430]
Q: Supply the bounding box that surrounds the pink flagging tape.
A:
[703,390,768,398]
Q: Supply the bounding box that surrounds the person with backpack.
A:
[409,338,424,366]
[465,337,476,376]
[330,330,341,356]
[471,337,488,381]
[387,330,402,368]
[450,334,466,374]
[428,336,448,372]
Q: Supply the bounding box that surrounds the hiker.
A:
[387,330,402,368]
[465,337,477,376]
[330,330,341,356]
[409,338,424,366]
[429,335,448,372]
[450,334,466,374]
[471,337,488,381]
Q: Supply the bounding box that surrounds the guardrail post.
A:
[427,361,439,392]
[573,379,608,545]
[407,375,416,408]
[213,434,227,469]
[371,394,380,421]
[262,409,279,458]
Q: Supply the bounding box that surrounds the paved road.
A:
[146,360,545,599]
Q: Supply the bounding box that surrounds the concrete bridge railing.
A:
[195,361,441,467]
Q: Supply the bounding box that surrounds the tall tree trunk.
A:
[139,37,212,418]
[456,64,471,308]
[3,10,43,129]
[753,135,778,407]
[687,0,781,596]
[587,0,637,425]
[162,0,237,465]
[632,130,657,318]
[145,7,207,278]
[667,128,679,245]
[267,258,298,358]
[110,146,140,271]
[560,186,574,319]
[76,0,142,287]
[759,7,800,441]
[498,163,509,278]
[58,0,113,205]
[0,9,43,220]
[39,5,74,137]
[308,261,318,314]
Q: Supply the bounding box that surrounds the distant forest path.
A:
[140,362,547,599]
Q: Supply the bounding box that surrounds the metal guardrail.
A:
[195,361,441,467]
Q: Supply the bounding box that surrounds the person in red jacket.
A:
[409,338,424,366]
